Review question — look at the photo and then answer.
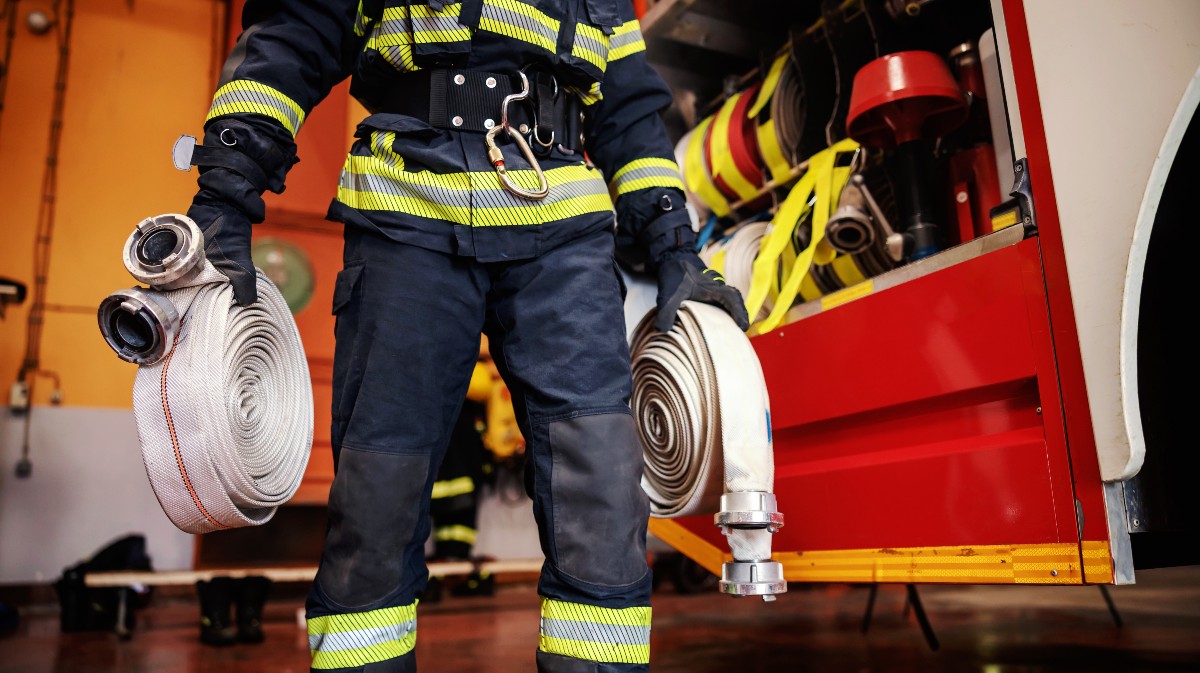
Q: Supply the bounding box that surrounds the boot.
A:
[196,577,237,646]
[450,569,495,597]
[235,576,272,644]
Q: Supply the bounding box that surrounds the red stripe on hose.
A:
[160,324,230,530]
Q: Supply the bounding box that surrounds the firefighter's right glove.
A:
[653,249,751,333]
[185,119,297,306]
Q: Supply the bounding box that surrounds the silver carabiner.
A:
[484,71,550,201]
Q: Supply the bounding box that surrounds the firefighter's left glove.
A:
[654,249,750,333]
[185,119,297,306]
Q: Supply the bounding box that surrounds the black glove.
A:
[654,249,750,333]
[185,119,297,306]
[187,196,257,305]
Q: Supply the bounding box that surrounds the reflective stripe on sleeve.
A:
[538,598,651,664]
[608,20,645,61]
[308,603,418,670]
[572,23,609,72]
[609,157,685,196]
[207,80,307,137]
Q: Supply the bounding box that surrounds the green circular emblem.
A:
[252,237,315,314]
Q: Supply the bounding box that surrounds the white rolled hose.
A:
[100,214,313,534]
[630,301,785,596]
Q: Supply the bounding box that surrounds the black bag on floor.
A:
[52,533,154,632]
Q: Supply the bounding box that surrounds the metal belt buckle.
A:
[484,71,550,201]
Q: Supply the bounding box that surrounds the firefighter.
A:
[185,1,748,671]
[425,346,502,601]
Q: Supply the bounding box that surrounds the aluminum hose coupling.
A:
[98,214,205,366]
[715,491,787,601]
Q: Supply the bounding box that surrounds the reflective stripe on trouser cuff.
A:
[609,158,685,197]
[337,157,614,226]
[308,603,417,670]
[431,476,474,499]
[207,79,306,137]
[538,598,651,664]
[434,524,477,544]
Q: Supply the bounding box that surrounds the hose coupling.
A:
[720,559,787,601]
[715,491,784,533]
[122,213,206,290]
[97,287,180,365]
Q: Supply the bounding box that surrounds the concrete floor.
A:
[2,566,1199,672]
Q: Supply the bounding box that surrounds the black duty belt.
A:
[374,68,584,156]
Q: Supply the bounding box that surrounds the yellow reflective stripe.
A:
[354,0,373,36]
[748,51,789,118]
[308,604,417,635]
[756,118,793,183]
[371,131,404,171]
[311,632,417,670]
[684,116,730,217]
[572,23,609,72]
[378,4,471,43]
[571,81,604,106]
[609,157,684,196]
[431,476,475,499]
[708,92,759,202]
[538,598,651,664]
[480,0,560,53]
[434,524,477,544]
[337,156,613,226]
[608,20,645,61]
[541,598,651,627]
[539,635,649,664]
[207,80,306,137]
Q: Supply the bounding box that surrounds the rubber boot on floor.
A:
[196,577,237,646]
[235,576,272,644]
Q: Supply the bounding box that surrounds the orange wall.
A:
[0,0,223,408]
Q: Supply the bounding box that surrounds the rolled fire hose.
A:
[98,214,313,534]
[631,301,786,599]
[700,221,772,322]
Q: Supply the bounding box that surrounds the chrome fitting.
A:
[715,491,784,532]
[122,213,206,290]
[97,287,180,365]
[719,559,787,601]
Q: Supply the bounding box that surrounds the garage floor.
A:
[2,565,1198,672]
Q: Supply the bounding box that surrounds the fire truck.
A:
[633,0,1199,591]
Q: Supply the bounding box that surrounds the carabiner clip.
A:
[484,71,550,201]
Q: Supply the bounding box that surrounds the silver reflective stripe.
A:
[610,26,642,51]
[540,617,651,646]
[613,164,682,187]
[573,30,608,63]
[481,2,557,47]
[309,620,416,653]
[341,169,609,210]
[410,13,467,34]
[210,89,302,135]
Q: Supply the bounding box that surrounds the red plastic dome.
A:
[846,50,968,148]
